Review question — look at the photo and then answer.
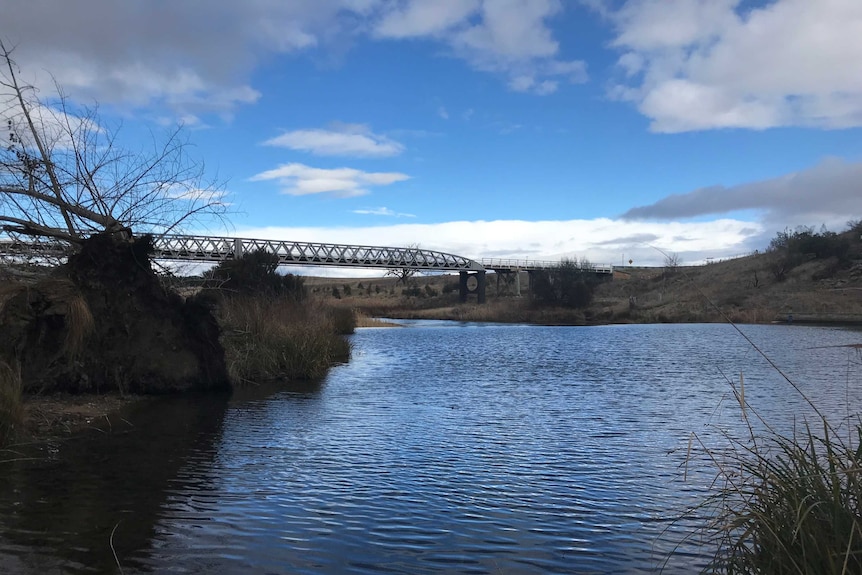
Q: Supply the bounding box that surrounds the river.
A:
[1,322,861,574]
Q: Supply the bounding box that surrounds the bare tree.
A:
[386,242,422,285]
[0,41,226,245]
[663,252,681,276]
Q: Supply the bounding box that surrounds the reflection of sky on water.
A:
[2,323,860,574]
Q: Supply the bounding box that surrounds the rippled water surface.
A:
[2,322,861,574]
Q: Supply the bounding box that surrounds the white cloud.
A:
[233,216,762,269]
[437,106,450,120]
[1,1,377,118]
[249,163,409,197]
[353,207,416,217]
[0,98,102,150]
[375,0,480,37]
[374,0,587,95]
[610,0,862,131]
[165,186,231,205]
[5,0,588,120]
[263,124,404,157]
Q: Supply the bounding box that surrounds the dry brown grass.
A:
[593,250,862,325]
[217,296,353,386]
[0,278,94,354]
[0,359,23,447]
[305,252,862,326]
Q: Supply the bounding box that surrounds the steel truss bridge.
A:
[0,234,614,302]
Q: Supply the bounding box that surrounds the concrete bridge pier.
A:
[495,270,522,297]
[459,271,487,304]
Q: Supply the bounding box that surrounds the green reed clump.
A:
[218,296,352,385]
[0,360,24,447]
[704,418,862,574]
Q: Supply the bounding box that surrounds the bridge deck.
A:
[0,234,613,275]
[0,234,485,272]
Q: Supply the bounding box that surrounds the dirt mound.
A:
[0,234,230,394]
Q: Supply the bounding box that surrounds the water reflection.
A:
[0,394,231,574]
[1,324,860,574]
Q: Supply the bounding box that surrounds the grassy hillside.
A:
[310,224,862,325]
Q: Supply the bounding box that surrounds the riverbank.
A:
[1,255,356,447]
[307,240,862,327]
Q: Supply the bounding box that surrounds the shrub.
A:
[217,297,352,385]
[767,226,852,279]
[402,285,423,298]
[704,421,862,574]
[531,258,600,309]
[207,249,306,299]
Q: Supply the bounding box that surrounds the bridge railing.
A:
[481,258,613,274]
[151,234,488,271]
[0,234,612,274]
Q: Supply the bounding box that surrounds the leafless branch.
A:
[0,39,228,245]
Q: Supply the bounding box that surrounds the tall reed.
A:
[217,296,352,385]
[0,360,23,447]
[696,353,862,574]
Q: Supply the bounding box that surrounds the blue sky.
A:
[3,0,862,267]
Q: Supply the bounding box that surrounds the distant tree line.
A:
[531,258,601,309]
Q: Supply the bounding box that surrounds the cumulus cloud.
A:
[374,0,587,95]
[353,207,416,217]
[249,163,409,197]
[621,157,862,233]
[1,0,378,117]
[263,124,404,157]
[375,0,480,37]
[3,0,588,121]
[233,216,762,269]
[609,0,862,131]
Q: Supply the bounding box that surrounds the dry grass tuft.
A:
[689,340,862,574]
[0,278,94,356]
[217,296,352,386]
[0,360,23,447]
[61,287,94,356]
[355,313,402,328]
[702,420,862,574]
